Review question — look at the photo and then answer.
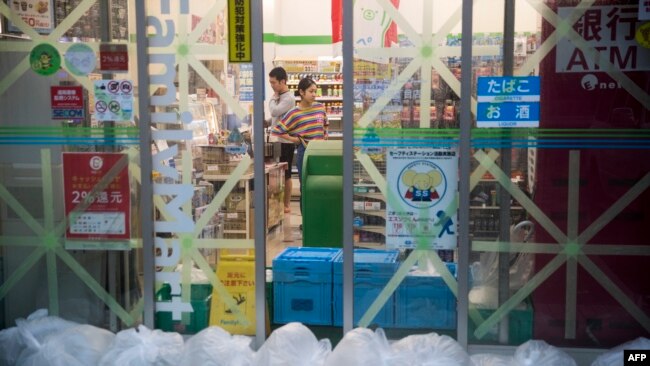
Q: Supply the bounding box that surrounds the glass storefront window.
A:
[0,0,142,330]
[349,0,464,339]
[1,0,647,358]
[468,0,650,348]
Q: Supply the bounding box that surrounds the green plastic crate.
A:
[468,298,533,345]
[155,283,212,334]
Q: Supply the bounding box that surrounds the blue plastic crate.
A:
[273,247,341,282]
[273,247,341,325]
[333,249,400,275]
[395,262,457,329]
[333,249,400,327]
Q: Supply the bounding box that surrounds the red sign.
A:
[533,0,650,348]
[51,86,83,109]
[99,44,129,72]
[331,0,399,46]
[63,153,130,240]
[51,86,84,120]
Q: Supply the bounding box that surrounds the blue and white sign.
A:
[386,148,458,250]
[477,76,540,128]
[238,63,253,102]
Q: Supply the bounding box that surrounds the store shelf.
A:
[470,206,524,210]
[355,242,385,250]
[354,225,385,234]
[295,97,343,101]
[354,209,385,218]
[203,162,284,181]
[203,163,286,239]
[287,81,341,85]
[353,192,385,201]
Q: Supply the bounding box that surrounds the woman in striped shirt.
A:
[271,77,328,215]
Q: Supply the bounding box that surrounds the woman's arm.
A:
[271,108,300,144]
[275,133,301,144]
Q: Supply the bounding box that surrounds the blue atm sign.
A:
[477,76,540,128]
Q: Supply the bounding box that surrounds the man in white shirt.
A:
[268,67,296,214]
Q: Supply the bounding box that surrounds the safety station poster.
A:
[62,152,130,242]
[386,148,458,249]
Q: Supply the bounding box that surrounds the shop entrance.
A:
[0,1,647,359]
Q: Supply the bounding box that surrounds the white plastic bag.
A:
[0,327,21,366]
[179,326,254,366]
[98,325,184,366]
[15,324,115,366]
[253,322,331,366]
[392,333,472,366]
[325,328,409,366]
[0,309,78,366]
[470,222,535,309]
[470,353,514,366]
[513,340,576,366]
[591,337,650,366]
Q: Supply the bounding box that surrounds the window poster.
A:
[6,0,54,34]
[62,152,131,243]
[93,79,133,121]
[386,147,458,249]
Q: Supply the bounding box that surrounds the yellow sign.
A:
[209,258,256,335]
[354,60,392,80]
[228,0,252,63]
[636,22,650,49]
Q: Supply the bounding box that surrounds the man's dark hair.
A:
[269,66,288,82]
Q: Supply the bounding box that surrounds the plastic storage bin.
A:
[394,262,457,329]
[468,298,534,345]
[155,283,212,334]
[333,249,400,327]
[273,247,341,325]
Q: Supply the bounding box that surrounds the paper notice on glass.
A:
[385,147,458,250]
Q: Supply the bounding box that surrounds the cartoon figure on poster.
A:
[398,160,447,208]
[434,210,454,238]
[402,168,442,202]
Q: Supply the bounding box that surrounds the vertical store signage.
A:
[148,0,195,319]
[62,153,130,241]
[93,79,134,121]
[386,148,458,250]
[477,76,541,128]
[227,0,251,62]
[50,86,84,120]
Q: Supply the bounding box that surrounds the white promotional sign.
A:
[332,0,399,63]
[93,79,134,121]
[386,148,458,250]
[7,0,54,34]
